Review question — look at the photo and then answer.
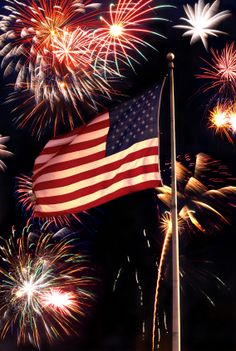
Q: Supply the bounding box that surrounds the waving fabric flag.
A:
[33,84,164,217]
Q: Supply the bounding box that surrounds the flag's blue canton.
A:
[106,85,161,156]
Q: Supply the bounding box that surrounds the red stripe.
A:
[38,112,108,144]
[33,135,107,178]
[34,134,107,169]
[36,135,106,160]
[33,147,159,191]
[34,180,161,217]
[34,118,109,164]
[71,119,109,137]
[34,150,105,180]
[36,164,159,204]
[36,145,69,157]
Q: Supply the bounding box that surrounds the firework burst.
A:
[0,0,116,137]
[52,27,93,68]
[0,0,100,80]
[157,153,236,234]
[8,57,113,138]
[208,101,234,142]
[0,225,97,348]
[92,0,171,73]
[175,0,230,50]
[0,135,13,172]
[197,43,236,96]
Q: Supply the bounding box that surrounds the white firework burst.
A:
[175,0,231,49]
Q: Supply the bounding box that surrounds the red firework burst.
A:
[92,0,170,72]
[52,27,93,69]
[197,42,236,95]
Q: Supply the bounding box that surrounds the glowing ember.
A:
[109,23,123,37]
[210,107,228,128]
[41,289,77,311]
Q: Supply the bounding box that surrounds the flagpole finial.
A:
[166,52,175,62]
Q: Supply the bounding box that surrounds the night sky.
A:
[0,0,236,350]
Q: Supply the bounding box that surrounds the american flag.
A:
[33,85,163,217]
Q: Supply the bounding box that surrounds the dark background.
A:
[1,0,236,350]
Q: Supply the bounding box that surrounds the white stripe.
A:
[69,126,109,144]
[44,113,108,147]
[40,135,76,150]
[35,154,159,198]
[34,134,76,168]
[35,172,159,213]
[35,126,108,166]
[84,113,108,125]
[33,138,159,186]
[34,112,109,166]
[35,142,106,172]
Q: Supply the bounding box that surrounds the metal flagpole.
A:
[166,52,181,351]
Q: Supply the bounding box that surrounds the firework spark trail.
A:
[92,0,172,73]
[193,153,234,186]
[175,0,230,50]
[197,43,236,96]
[112,267,123,292]
[179,253,228,311]
[112,255,147,345]
[0,225,97,348]
[15,174,36,214]
[0,135,13,172]
[143,228,151,248]
[135,269,145,340]
[152,212,183,351]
